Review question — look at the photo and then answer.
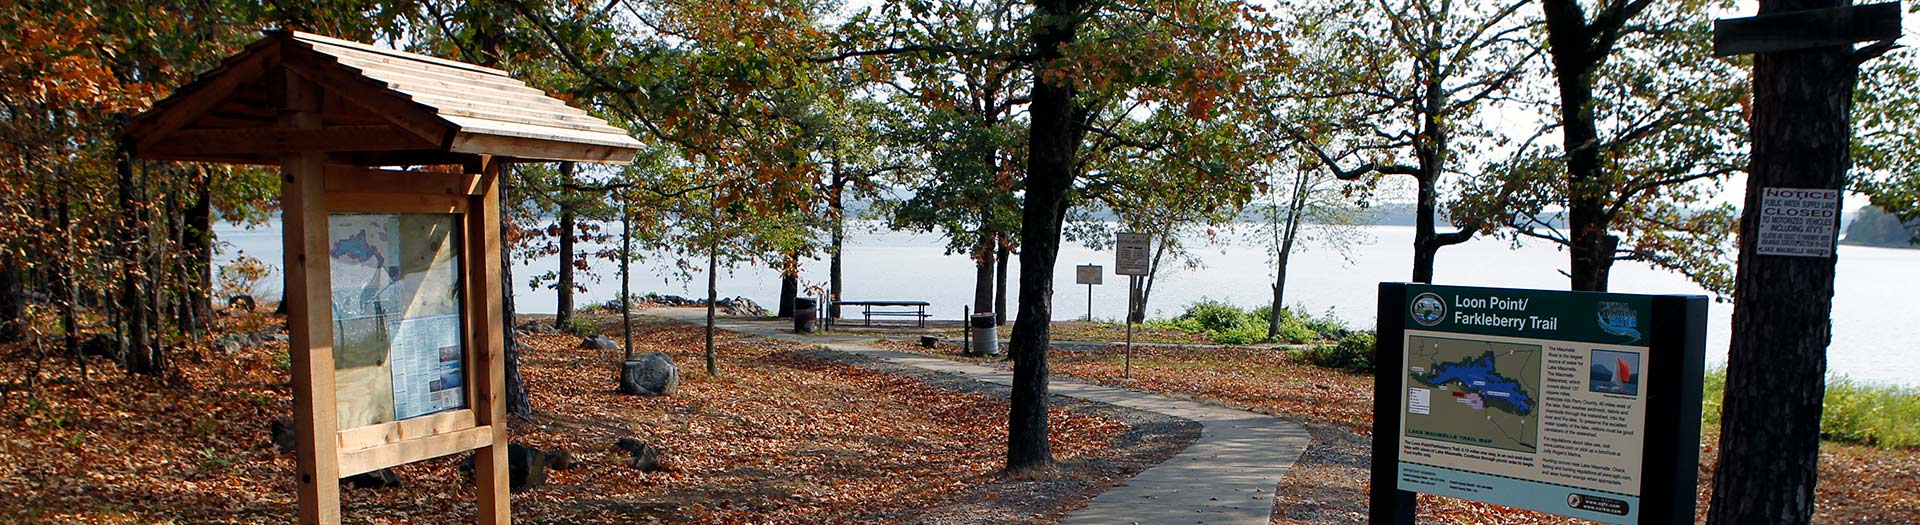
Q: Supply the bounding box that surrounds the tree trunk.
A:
[500,171,532,415]
[973,235,995,314]
[118,148,155,375]
[1268,172,1310,339]
[58,184,79,376]
[1707,2,1856,521]
[621,198,634,362]
[555,162,576,329]
[1006,0,1089,474]
[704,244,718,376]
[778,254,798,318]
[0,253,21,344]
[994,242,1010,325]
[180,172,212,334]
[1541,0,1617,293]
[830,159,845,320]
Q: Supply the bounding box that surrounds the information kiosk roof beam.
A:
[119,30,641,525]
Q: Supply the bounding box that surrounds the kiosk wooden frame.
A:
[119,31,640,524]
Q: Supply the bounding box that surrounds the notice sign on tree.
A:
[1754,187,1841,258]
[1372,284,1707,525]
[1115,233,1150,276]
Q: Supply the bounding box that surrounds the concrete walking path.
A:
[643,310,1312,524]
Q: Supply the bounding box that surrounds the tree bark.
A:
[829,162,846,320]
[704,244,718,376]
[973,235,996,314]
[0,253,21,344]
[555,161,576,329]
[117,147,156,375]
[621,197,634,362]
[1707,1,1856,521]
[1006,0,1089,474]
[180,171,213,333]
[994,242,1010,325]
[1540,0,1644,292]
[500,170,532,415]
[778,254,798,318]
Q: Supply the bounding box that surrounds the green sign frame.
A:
[1371,283,1707,525]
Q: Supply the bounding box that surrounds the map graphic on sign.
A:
[1406,335,1542,453]
[328,213,467,427]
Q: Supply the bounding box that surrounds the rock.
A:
[80,334,122,359]
[216,337,244,355]
[615,437,663,472]
[516,321,557,334]
[343,468,402,489]
[644,293,694,306]
[580,335,619,351]
[270,417,297,454]
[919,336,940,349]
[545,449,575,471]
[619,352,679,396]
[508,443,549,492]
[270,334,289,344]
[718,296,769,317]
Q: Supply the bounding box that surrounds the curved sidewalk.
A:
[644,310,1312,524]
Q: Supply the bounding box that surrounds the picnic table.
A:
[833,300,932,328]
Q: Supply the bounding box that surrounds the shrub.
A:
[1296,331,1376,373]
[1702,368,1920,449]
[563,316,598,338]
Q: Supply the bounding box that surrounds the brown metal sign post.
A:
[119,31,640,524]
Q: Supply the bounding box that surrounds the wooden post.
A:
[465,156,511,524]
[280,72,342,525]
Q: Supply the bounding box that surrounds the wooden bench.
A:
[833,300,932,328]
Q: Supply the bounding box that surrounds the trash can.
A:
[969,313,999,355]
[794,298,819,333]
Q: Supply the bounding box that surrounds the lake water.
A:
[214,220,1920,387]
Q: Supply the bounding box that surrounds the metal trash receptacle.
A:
[969,313,999,355]
[794,298,819,333]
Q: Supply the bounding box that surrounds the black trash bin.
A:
[793,298,819,333]
[968,313,999,355]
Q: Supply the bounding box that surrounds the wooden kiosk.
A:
[119,31,641,524]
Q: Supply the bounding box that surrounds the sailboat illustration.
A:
[1615,357,1632,384]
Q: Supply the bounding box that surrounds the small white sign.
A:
[1409,387,1432,416]
[1076,264,1103,285]
[1115,232,1151,276]
[1755,187,1840,258]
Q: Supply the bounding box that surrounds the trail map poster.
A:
[329,213,467,429]
[1391,285,1684,524]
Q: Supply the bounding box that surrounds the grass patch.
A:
[1703,367,1919,449]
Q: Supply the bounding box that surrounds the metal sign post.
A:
[1114,233,1149,379]
[1076,264,1102,321]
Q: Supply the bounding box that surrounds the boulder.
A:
[215,337,244,355]
[717,296,769,317]
[620,352,679,396]
[545,449,575,471]
[508,443,549,492]
[270,417,297,454]
[464,445,554,491]
[581,335,619,351]
[343,468,402,489]
[615,437,663,472]
[516,321,557,335]
[80,334,121,359]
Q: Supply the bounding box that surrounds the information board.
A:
[1373,284,1706,525]
[1076,265,1103,285]
[1115,233,1150,276]
[1754,187,1840,257]
[329,213,468,429]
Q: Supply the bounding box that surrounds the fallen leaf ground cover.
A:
[880,340,1920,524]
[0,312,1137,524]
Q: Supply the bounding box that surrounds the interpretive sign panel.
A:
[1076,265,1103,285]
[1372,284,1706,525]
[1115,233,1150,276]
[1754,187,1840,258]
[329,213,468,429]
